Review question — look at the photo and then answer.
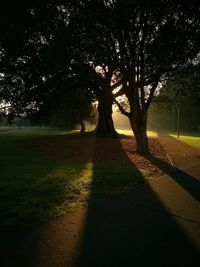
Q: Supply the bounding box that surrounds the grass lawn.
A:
[0,127,146,233]
[170,132,200,150]
[117,129,158,137]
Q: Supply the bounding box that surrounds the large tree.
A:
[84,0,200,153]
[0,1,93,126]
[1,0,200,153]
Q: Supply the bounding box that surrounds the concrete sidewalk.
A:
[147,133,200,220]
[6,135,200,267]
[158,133,200,180]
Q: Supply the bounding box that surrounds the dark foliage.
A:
[0,0,200,150]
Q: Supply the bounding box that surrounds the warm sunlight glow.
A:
[112,108,131,130]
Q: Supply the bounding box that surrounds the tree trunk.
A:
[96,95,117,138]
[80,120,85,133]
[129,113,149,154]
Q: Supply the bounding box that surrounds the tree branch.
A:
[0,106,10,110]
[110,74,159,92]
[114,98,131,118]
[110,79,123,90]
[145,80,159,110]
[112,87,125,97]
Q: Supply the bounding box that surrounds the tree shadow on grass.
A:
[5,133,200,267]
[0,133,93,266]
[76,136,200,267]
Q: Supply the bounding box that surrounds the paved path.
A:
[158,134,200,180]
[5,135,200,267]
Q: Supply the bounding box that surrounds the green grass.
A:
[117,128,158,137]
[170,132,200,150]
[0,125,77,135]
[0,127,145,233]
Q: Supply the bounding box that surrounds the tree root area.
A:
[24,133,169,178]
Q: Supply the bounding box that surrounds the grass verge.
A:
[0,127,146,233]
[170,132,200,150]
[116,129,158,137]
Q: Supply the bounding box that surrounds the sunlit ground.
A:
[117,129,158,138]
[170,132,200,150]
[112,108,158,138]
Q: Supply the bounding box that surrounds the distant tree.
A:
[0,1,94,127]
[31,74,94,128]
[147,64,200,132]
[162,65,200,103]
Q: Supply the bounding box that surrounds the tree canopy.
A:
[0,0,200,152]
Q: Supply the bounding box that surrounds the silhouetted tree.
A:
[1,0,200,153]
[0,1,94,126]
[84,0,200,153]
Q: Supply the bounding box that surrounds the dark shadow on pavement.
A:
[144,153,200,202]
[76,137,200,267]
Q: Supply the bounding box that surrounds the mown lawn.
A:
[117,129,158,138]
[170,132,200,150]
[0,127,146,233]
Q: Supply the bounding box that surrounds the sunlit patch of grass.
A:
[117,129,134,136]
[117,128,158,138]
[147,131,158,137]
[170,132,200,150]
[59,162,94,211]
